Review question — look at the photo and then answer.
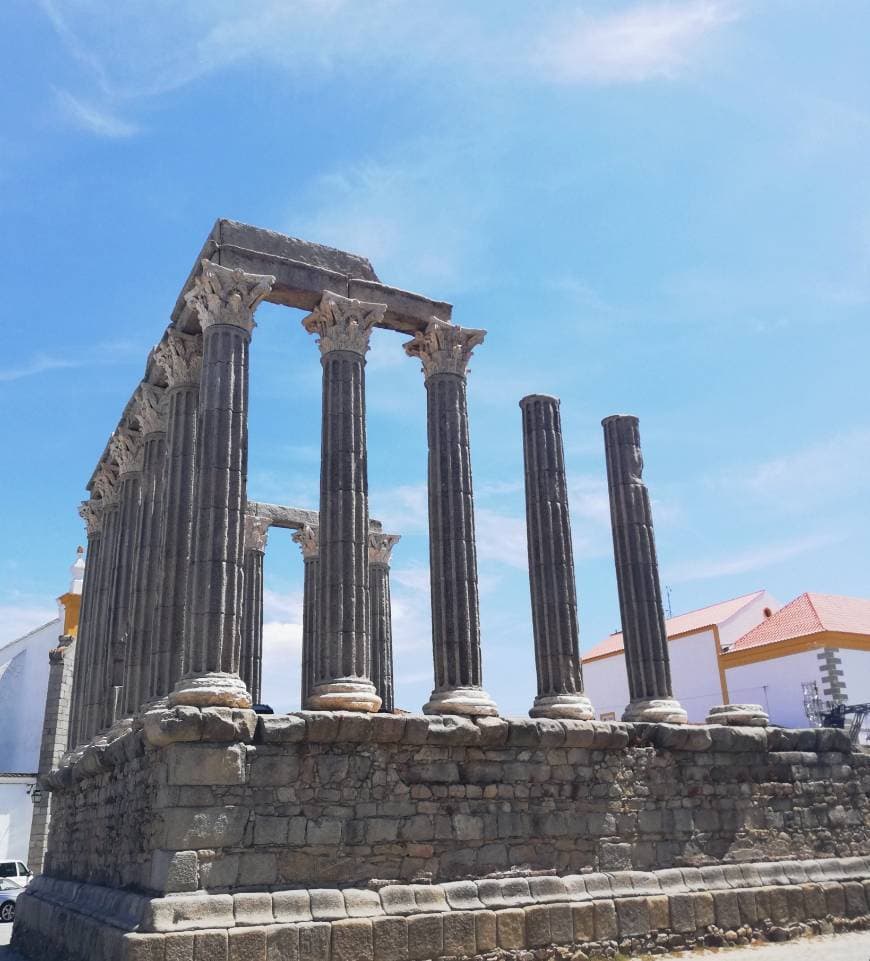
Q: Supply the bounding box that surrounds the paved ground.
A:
[0,928,867,959]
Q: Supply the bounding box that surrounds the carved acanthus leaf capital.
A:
[368,532,401,567]
[302,290,386,357]
[184,260,275,335]
[78,499,103,535]
[153,330,203,389]
[403,318,486,380]
[132,383,166,436]
[292,524,319,560]
[91,463,120,507]
[244,514,270,553]
[109,428,143,475]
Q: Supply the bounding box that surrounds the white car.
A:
[0,861,31,889]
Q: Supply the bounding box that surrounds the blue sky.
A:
[1,1,869,715]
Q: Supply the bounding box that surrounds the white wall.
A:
[0,780,36,862]
[835,648,870,704]
[0,616,60,773]
[725,648,821,727]
[669,629,725,723]
[718,591,781,648]
[583,653,630,720]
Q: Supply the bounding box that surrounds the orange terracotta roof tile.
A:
[730,592,870,652]
[582,590,766,661]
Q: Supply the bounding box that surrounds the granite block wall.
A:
[40,712,870,896]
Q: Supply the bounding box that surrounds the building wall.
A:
[668,630,723,723]
[836,649,870,705]
[725,648,821,727]
[717,591,780,648]
[584,629,724,723]
[0,780,37,861]
[0,616,61,774]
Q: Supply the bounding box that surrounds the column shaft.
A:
[369,533,400,714]
[83,499,119,738]
[171,261,273,708]
[293,525,319,707]
[124,429,166,714]
[67,520,101,747]
[303,292,383,712]
[521,395,594,719]
[405,318,497,717]
[602,415,687,724]
[105,465,142,725]
[240,515,268,704]
[149,378,199,701]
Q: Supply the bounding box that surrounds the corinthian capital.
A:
[244,514,270,553]
[368,532,400,567]
[302,290,386,356]
[403,318,486,380]
[184,260,275,334]
[91,463,120,507]
[79,499,103,536]
[132,383,166,436]
[109,427,143,475]
[292,524,319,560]
[153,330,202,389]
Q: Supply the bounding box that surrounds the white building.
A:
[721,592,870,729]
[583,588,870,728]
[0,550,83,863]
[582,590,781,723]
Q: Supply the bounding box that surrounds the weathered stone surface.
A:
[495,908,525,949]
[405,320,497,718]
[228,926,267,961]
[372,916,408,961]
[143,707,204,747]
[521,395,594,721]
[167,743,245,785]
[265,925,299,961]
[602,415,687,724]
[257,715,306,744]
[407,913,443,960]
[331,919,373,961]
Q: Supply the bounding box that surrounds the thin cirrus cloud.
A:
[39,1,739,115]
[54,89,139,139]
[666,532,844,584]
[533,1,739,85]
[0,353,80,383]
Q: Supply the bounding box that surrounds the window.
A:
[0,864,14,878]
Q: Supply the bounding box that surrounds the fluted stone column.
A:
[369,533,400,714]
[68,502,103,747]
[149,330,201,703]
[303,291,384,712]
[170,261,274,708]
[104,427,144,726]
[521,395,594,720]
[241,515,269,704]
[405,318,498,717]
[292,525,319,707]
[123,385,167,715]
[602,415,687,724]
[82,468,120,740]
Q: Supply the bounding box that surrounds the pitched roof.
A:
[582,590,767,661]
[730,592,870,652]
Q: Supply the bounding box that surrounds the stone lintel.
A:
[245,501,384,533]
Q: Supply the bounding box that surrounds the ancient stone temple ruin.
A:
[15,221,870,960]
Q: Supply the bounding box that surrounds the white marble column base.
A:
[306,678,382,713]
[424,685,499,717]
[706,703,769,726]
[530,693,596,721]
[169,672,252,709]
[623,697,688,724]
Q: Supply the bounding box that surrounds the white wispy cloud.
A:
[667,532,843,584]
[54,89,139,139]
[0,353,79,383]
[533,1,738,85]
[475,509,528,570]
[714,428,870,510]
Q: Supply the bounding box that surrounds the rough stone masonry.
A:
[17,221,870,960]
